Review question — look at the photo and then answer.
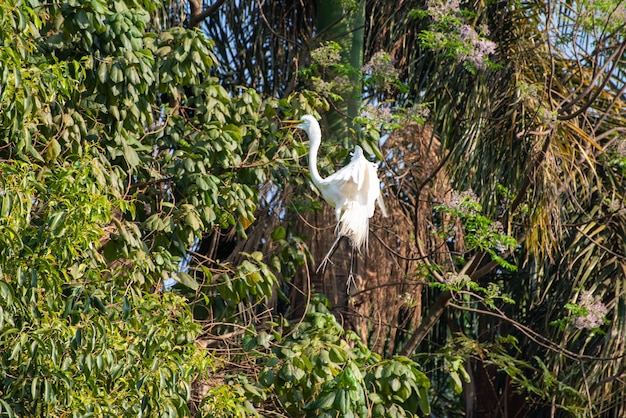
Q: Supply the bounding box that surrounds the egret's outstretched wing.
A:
[316,150,364,211]
[316,146,386,251]
[350,146,387,218]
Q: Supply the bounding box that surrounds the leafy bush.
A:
[0,159,211,416]
[242,296,431,417]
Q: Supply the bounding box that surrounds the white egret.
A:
[284,114,387,276]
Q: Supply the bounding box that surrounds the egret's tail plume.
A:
[337,202,370,252]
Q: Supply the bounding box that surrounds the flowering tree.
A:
[387,1,626,416]
[569,291,609,330]
[414,0,497,72]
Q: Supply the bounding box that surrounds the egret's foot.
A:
[315,255,334,274]
[316,235,343,274]
[346,272,359,295]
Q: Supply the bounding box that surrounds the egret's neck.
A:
[307,124,325,187]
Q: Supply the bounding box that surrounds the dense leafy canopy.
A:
[0,0,430,416]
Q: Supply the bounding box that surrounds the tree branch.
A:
[189,0,227,28]
[400,290,451,356]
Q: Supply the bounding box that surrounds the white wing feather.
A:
[316,146,386,251]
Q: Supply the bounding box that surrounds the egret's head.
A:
[296,114,317,131]
[282,114,321,147]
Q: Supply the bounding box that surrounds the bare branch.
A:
[188,0,227,28]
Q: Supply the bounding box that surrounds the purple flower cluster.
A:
[607,198,624,214]
[405,104,430,121]
[457,25,496,70]
[362,51,399,79]
[489,220,504,234]
[425,0,496,71]
[446,272,471,287]
[573,290,608,330]
[362,104,393,125]
[614,139,626,158]
[312,75,350,97]
[310,43,341,67]
[427,0,460,21]
[447,189,480,214]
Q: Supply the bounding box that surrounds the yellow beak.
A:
[281,119,302,129]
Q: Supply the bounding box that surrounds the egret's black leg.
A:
[347,245,356,294]
[316,234,343,274]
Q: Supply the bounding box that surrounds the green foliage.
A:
[144,0,626,416]
[365,357,431,417]
[411,0,499,73]
[0,0,316,414]
[0,0,345,413]
[299,42,408,160]
[431,275,515,310]
[238,296,432,417]
[270,230,310,284]
[300,40,357,103]
[0,158,211,416]
[202,251,279,320]
[2,0,293,279]
[578,0,626,34]
[436,189,517,271]
[419,332,591,417]
[550,289,610,335]
[196,379,259,418]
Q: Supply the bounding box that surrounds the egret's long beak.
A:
[281,119,301,129]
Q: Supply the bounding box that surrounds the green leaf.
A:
[123,142,140,168]
[0,398,15,418]
[145,214,165,231]
[31,377,39,399]
[44,379,53,403]
[271,226,286,240]
[184,211,201,230]
[46,138,61,161]
[110,105,120,120]
[196,176,209,190]
[97,61,108,83]
[172,271,199,290]
[329,346,346,363]
[316,391,336,409]
[390,377,401,392]
[1,193,12,218]
[249,251,263,262]
[334,389,350,413]
[417,386,430,415]
[110,63,123,83]
[243,382,264,399]
[48,211,67,236]
[76,10,89,29]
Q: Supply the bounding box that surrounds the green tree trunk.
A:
[316,0,364,135]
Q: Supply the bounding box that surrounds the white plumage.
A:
[288,114,387,271]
